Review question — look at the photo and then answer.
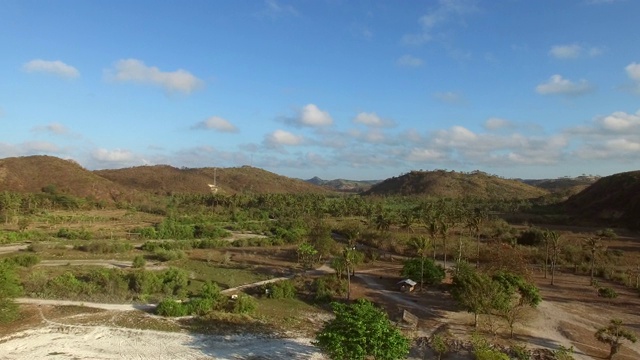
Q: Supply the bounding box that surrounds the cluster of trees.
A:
[451,262,541,337]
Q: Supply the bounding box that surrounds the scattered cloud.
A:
[106,59,203,94]
[353,112,395,128]
[396,55,424,68]
[626,62,640,81]
[535,74,593,96]
[403,0,478,46]
[284,104,333,127]
[433,91,466,105]
[31,123,71,135]
[192,116,239,133]
[265,129,304,147]
[261,0,298,18]
[549,43,603,59]
[91,148,139,164]
[483,117,514,131]
[22,59,80,78]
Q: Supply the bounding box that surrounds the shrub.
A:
[4,253,40,267]
[516,227,545,246]
[56,227,92,240]
[232,294,256,314]
[153,248,185,262]
[313,275,345,303]
[75,241,133,254]
[596,228,617,239]
[265,280,296,299]
[598,287,618,299]
[156,298,189,317]
[401,258,445,286]
[132,255,146,268]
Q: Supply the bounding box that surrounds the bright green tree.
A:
[314,299,410,360]
[401,257,445,287]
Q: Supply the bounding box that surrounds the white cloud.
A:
[92,148,137,163]
[484,117,514,131]
[265,130,303,147]
[549,44,603,59]
[396,55,424,68]
[535,74,593,96]
[31,123,70,135]
[107,59,203,94]
[407,148,446,162]
[192,116,238,133]
[549,44,581,59]
[290,104,333,127]
[598,110,640,132]
[626,62,640,81]
[353,112,394,128]
[22,59,80,78]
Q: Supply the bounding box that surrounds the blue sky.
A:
[1,0,639,180]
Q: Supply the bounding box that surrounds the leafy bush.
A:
[265,280,296,299]
[4,253,40,267]
[596,228,617,239]
[132,255,146,268]
[401,258,445,286]
[156,298,189,317]
[153,248,186,262]
[75,241,133,254]
[598,287,618,299]
[56,227,93,240]
[516,227,545,246]
[232,294,257,314]
[313,275,345,303]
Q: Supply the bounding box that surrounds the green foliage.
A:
[297,242,318,269]
[74,241,133,254]
[596,228,617,239]
[471,334,510,360]
[56,227,93,240]
[232,294,257,314]
[451,262,503,327]
[265,280,296,299]
[431,334,448,360]
[156,298,189,317]
[595,319,637,359]
[3,253,40,267]
[0,260,23,323]
[598,287,618,299]
[314,299,410,360]
[313,275,346,303]
[516,227,545,246]
[401,258,445,286]
[132,255,146,268]
[553,345,575,360]
[160,267,189,298]
[153,248,186,262]
[510,344,531,360]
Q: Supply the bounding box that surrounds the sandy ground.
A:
[0,307,325,360]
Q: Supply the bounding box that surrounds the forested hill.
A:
[564,170,640,229]
[362,170,549,200]
[95,165,331,195]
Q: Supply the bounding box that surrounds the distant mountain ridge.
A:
[305,176,380,192]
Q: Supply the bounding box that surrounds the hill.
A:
[0,155,131,202]
[95,165,331,195]
[362,170,548,200]
[305,176,380,193]
[564,170,640,228]
[520,175,599,195]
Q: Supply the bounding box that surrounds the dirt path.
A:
[0,243,29,254]
[14,298,156,312]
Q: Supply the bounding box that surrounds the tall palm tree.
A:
[409,236,432,290]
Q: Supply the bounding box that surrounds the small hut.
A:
[397,279,417,292]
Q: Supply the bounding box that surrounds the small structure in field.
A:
[397,279,417,292]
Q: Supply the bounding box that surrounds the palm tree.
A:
[595,319,637,359]
[583,236,605,286]
[545,230,561,285]
[409,236,432,290]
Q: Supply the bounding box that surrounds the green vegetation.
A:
[0,262,22,323]
[595,319,637,359]
[314,299,410,360]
